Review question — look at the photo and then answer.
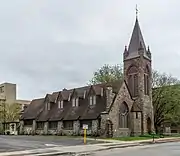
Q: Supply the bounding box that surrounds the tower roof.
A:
[125,17,150,60]
[128,18,146,53]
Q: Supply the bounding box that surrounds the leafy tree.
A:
[0,102,21,122]
[90,64,123,84]
[152,72,180,132]
[5,103,21,122]
[89,64,180,133]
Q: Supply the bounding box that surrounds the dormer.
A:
[89,95,96,106]
[47,102,51,111]
[70,89,79,107]
[58,100,63,109]
[87,86,97,106]
[72,97,79,107]
[45,94,53,111]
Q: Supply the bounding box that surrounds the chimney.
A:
[106,86,115,111]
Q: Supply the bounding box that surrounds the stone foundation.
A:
[24,126,33,135]
[22,119,100,136]
[113,128,130,137]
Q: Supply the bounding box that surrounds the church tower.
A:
[123,15,154,134]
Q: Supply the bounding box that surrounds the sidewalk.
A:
[0,143,141,156]
[86,136,180,144]
[1,137,180,156]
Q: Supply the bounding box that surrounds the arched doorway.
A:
[105,119,113,138]
[147,117,152,134]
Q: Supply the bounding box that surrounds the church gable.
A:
[109,81,134,114]
[107,81,133,126]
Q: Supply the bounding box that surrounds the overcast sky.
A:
[0,0,179,100]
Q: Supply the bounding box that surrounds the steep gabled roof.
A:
[22,80,125,121]
[125,17,150,60]
[21,98,44,120]
[128,18,146,54]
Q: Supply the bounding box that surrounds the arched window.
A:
[119,102,129,128]
[144,66,150,95]
[127,66,138,97]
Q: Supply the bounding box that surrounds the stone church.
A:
[20,16,154,137]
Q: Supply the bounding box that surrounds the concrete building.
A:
[0,82,30,106]
[0,83,16,104]
[0,82,31,135]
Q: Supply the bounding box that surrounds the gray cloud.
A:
[0,0,179,100]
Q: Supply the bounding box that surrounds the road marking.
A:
[44,144,58,147]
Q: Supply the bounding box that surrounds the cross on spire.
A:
[136,4,138,18]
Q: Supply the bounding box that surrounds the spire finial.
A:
[136,4,138,18]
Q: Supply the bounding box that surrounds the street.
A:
[90,142,180,156]
[0,135,100,153]
[1,136,180,156]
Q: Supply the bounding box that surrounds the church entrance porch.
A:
[147,117,152,134]
[105,119,113,138]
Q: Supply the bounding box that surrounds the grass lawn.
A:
[106,133,180,141]
[108,134,161,141]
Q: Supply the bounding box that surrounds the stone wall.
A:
[100,113,109,136]
[44,122,48,135]
[57,121,63,135]
[48,129,58,135]
[22,119,100,136]
[63,130,74,136]
[131,112,142,136]
[19,120,24,134]
[32,120,36,134]
[108,82,134,137]
[24,126,33,135]
[73,120,80,135]
[123,48,154,134]
[36,129,44,135]
[113,128,130,137]
[92,120,98,135]
[106,87,115,111]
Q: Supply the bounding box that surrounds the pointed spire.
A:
[123,45,129,59]
[128,17,146,54]
[124,45,128,52]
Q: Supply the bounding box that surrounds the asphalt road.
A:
[0,135,99,153]
[91,142,180,156]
